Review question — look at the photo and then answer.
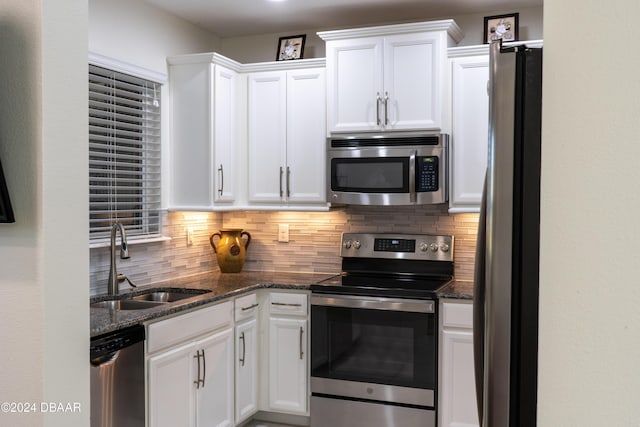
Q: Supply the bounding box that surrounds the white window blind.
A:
[89,64,162,240]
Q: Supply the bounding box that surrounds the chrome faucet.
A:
[107,223,129,296]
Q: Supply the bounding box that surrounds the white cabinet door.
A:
[326,32,444,133]
[170,62,215,209]
[449,55,489,213]
[247,71,287,203]
[147,302,234,427]
[325,37,384,132]
[286,68,326,204]
[248,69,327,207]
[235,318,258,424]
[441,329,479,427]
[440,301,479,427]
[169,60,238,210]
[148,342,197,427]
[213,65,237,202]
[268,316,307,414]
[384,32,442,130]
[196,328,234,427]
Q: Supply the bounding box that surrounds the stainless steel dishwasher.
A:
[90,324,145,427]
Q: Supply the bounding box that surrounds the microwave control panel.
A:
[416,156,439,192]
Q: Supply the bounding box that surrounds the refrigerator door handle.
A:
[473,171,488,424]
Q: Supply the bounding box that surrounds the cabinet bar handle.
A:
[279,167,284,198]
[286,166,291,198]
[239,332,246,367]
[241,303,259,311]
[201,348,206,388]
[271,302,302,307]
[193,350,202,389]
[376,92,381,126]
[384,92,389,126]
[217,164,224,197]
[299,326,304,360]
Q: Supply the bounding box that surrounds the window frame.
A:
[88,53,167,245]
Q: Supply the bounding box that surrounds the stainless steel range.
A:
[310,232,454,427]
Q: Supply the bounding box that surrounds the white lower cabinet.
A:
[268,316,307,413]
[234,293,260,425]
[146,291,310,427]
[146,301,234,427]
[266,292,309,415]
[439,300,479,427]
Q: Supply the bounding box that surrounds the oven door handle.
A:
[311,294,434,314]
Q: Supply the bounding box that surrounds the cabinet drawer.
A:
[442,301,473,329]
[269,292,308,316]
[235,293,259,321]
[147,301,232,354]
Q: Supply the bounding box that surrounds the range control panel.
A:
[341,233,454,262]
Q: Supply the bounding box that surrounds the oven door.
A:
[310,294,437,408]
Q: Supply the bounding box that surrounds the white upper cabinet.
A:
[448,49,490,213]
[168,54,241,210]
[322,37,383,132]
[286,68,327,203]
[247,64,327,209]
[247,71,287,203]
[319,20,462,134]
[447,41,542,213]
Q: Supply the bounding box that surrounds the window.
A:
[88,64,162,241]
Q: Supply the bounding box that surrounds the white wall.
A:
[0,2,45,425]
[89,0,220,76]
[218,6,543,63]
[89,0,221,211]
[0,1,89,426]
[538,0,640,425]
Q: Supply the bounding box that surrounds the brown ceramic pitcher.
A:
[209,229,252,273]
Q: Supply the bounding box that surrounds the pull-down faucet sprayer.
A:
[107,223,129,296]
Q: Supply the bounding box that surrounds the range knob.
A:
[343,240,352,249]
[440,243,450,253]
[353,240,361,250]
[429,243,439,252]
[419,242,429,252]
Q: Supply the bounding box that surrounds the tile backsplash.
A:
[90,206,479,295]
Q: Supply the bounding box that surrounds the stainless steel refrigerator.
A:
[473,40,542,427]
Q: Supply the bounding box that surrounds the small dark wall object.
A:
[0,158,15,223]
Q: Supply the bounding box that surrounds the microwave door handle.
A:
[409,150,416,203]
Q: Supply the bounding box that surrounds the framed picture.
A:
[483,13,519,44]
[276,34,306,61]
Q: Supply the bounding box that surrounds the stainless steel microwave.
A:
[327,133,449,206]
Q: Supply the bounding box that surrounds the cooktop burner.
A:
[312,273,452,299]
[311,232,454,299]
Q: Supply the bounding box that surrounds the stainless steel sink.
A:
[90,299,166,310]
[91,288,212,311]
[132,289,211,303]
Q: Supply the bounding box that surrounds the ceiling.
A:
[142,0,543,38]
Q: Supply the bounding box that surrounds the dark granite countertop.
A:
[90,271,338,337]
[438,280,474,300]
[90,271,474,338]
